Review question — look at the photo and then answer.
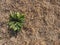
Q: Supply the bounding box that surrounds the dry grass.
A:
[0,0,60,45]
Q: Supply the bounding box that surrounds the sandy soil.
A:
[0,0,60,45]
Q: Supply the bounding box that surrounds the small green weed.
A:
[8,12,25,31]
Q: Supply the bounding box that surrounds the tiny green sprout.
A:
[8,12,25,31]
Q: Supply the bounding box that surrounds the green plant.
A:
[8,12,25,31]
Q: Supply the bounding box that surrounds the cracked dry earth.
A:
[0,0,60,45]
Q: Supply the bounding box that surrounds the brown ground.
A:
[0,0,60,45]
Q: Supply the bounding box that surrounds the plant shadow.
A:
[8,29,19,38]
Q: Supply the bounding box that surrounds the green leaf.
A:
[8,12,25,31]
[8,22,15,26]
